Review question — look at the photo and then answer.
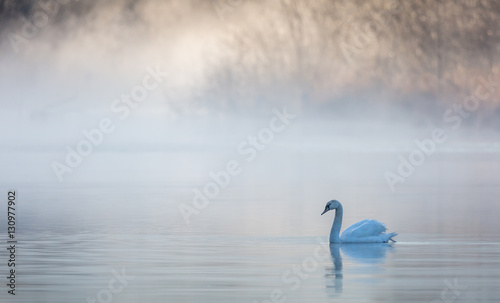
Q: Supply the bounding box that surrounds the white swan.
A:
[321,200,397,243]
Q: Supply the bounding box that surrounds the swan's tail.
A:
[387,232,398,243]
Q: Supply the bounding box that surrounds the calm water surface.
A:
[1,152,500,302]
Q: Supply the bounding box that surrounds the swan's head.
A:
[321,200,341,215]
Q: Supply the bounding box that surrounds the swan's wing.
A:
[340,219,387,239]
[341,219,371,236]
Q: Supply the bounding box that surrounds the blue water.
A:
[1,151,500,302]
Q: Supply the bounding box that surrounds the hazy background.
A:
[0,0,499,187]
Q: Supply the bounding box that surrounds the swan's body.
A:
[321,200,397,243]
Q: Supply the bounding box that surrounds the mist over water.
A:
[0,1,500,302]
[1,0,499,159]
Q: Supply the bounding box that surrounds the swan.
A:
[321,200,397,243]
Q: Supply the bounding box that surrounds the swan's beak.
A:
[321,207,329,215]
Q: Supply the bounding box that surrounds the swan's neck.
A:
[330,205,343,243]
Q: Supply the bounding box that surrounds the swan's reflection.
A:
[325,243,394,297]
[340,243,393,263]
[325,244,343,295]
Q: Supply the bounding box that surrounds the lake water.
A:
[1,150,500,302]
